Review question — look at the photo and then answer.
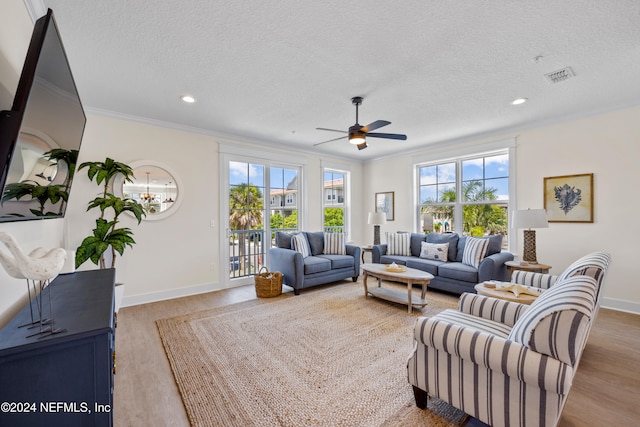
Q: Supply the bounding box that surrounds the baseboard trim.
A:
[121,281,235,308]
[601,297,640,315]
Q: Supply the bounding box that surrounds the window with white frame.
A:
[323,169,348,234]
[417,152,509,240]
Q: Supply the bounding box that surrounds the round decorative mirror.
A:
[120,161,182,220]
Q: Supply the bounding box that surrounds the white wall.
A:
[65,115,365,307]
[364,106,640,313]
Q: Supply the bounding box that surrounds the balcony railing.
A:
[229,227,345,278]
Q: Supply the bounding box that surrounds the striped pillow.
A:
[386,233,411,256]
[291,233,311,258]
[324,233,346,255]
[461,237,489,268]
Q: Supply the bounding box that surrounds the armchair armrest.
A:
[372,244,387,263]
[268,247,304,289]
[477,251,514,282]
[413,316,574,394]
[511,271,558,289]
[457,292,528,327]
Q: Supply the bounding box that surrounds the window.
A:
[323,169,348,234]
[418,153,509,240]
[270,167,299,234]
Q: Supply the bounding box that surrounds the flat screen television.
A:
[0,8,85,222]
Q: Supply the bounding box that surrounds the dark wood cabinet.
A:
[0,269,116,427]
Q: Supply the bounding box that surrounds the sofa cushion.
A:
[303,256,332,274]
[437,262,478,283]
[275,231,294,249]
[419,242,449,262]
[461,237,489,268]
[426,233,459,261]
[317,254,353,269]
[410,233,428,257]
[387,233,411,256]
[405,258,441,275]
[380,255,413,265]
[305,232,325,256]
[292,233,311,258]
[323,233,346,255]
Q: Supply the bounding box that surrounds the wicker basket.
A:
[254,266,283,298]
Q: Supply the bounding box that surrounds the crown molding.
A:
[23,0,46,23]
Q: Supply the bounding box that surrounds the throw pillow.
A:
[324,233,346,255]
[291,233,311,258]
[386,233,411,256]
[461,236,489,268]
[419,242,449,262]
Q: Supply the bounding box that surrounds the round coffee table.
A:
[361,264,434,313]
[474,283,539,305]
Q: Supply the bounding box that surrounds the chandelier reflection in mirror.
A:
[119,161,182,220]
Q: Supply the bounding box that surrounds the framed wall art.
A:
[375,191,394,221]
[543,173,593,223]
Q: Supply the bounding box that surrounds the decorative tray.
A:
[385,265,407,273]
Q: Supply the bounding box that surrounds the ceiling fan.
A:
[314,96,407,150]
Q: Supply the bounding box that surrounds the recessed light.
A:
[181,95,196,103]
[512,98,527,105]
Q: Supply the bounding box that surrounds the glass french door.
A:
[223,158,300,284]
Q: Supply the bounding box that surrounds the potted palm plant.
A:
[75,158,145,311]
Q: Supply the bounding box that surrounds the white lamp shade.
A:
[368,211,387,225]
[513,209,549,229]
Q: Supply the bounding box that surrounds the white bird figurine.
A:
[0,232,66,281]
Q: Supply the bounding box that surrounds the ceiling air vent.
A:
[544,67,575,84]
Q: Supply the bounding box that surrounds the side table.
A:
[361,246,373,264]
[505,260,551,275]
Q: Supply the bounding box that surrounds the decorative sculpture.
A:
[0,232,67,337]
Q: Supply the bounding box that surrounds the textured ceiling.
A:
[25,0,640,160]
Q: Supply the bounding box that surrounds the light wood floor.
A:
[114,283,640,426]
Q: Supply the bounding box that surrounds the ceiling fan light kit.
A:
[315,96,407,150]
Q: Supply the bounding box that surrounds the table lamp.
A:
[368,212,387,245]
[512,209,549,263]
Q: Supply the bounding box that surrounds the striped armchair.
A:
[407,252,610,427]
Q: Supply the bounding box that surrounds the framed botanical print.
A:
[375,191,394,221]
[544,173,593,223]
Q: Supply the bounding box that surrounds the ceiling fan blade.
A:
[361,120,390,133]
[365,132,407,140]
[316,127,347,134]
[313,135,348,146]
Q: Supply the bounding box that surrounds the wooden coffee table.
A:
[474,283,539,305]
[361,264,434,313]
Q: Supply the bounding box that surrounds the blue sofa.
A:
[372,233,513,295]
[268,232,361,295]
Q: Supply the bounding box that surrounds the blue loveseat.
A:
[372,233,513,295]
[268,232,361,295]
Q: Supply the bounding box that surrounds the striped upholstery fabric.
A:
[556,252,610,284]
[458,292,528,327]
[291,233,310,258]
[323,233,346,255]
[511,270,558,289]
[408,268,608,427]
[508,276,597,365]
[386,233,411,256]
[461,236,489,268]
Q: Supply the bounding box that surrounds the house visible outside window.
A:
[270,167,299,235]
[417,153,509,242]
[323,169,347,234]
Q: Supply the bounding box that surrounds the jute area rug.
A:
[156,281,468,426]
